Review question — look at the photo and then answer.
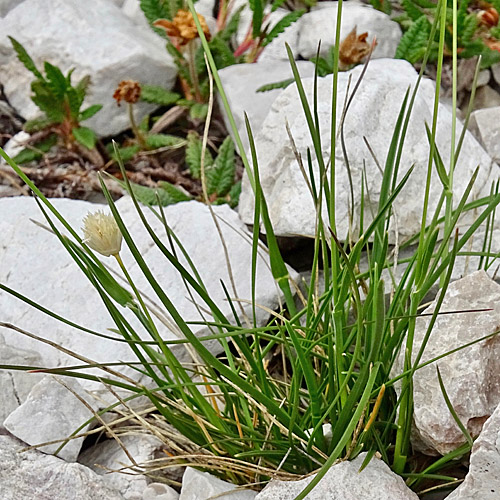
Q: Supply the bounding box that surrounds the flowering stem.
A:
[187,41,202,102]
[128,103,148,149]
[113,253,159,338]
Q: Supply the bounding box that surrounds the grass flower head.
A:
[82,210,122,257]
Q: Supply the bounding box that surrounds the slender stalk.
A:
[128,103,147,149]
[187,41,202,102]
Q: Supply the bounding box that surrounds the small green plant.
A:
[140,0,306,105]
[110,80,186,160]
[233,0,306,62]
[393,0,500,67]
[9,37,102,163]
[120,132,240,207]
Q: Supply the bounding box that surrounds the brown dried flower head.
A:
[154,10,210,48]
[113,80,142,106]
[339,27,374,68]
[477,7,499,27]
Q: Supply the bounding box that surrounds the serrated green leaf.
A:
[12,134,57,163]
[256,78,295,92]
[145,134,186,149]
[158,180,193,203]
[67,87,83,118]
[9,36,43,79]
[209,36,237,69]
[228,180,241,208]
[31,81,65,123]
[271,0,288,12]
[402,0,423,21]
[140,0,171,25]
[141,85,181,105]
[44,62,68,99]
[79,104,102,121]
[263,10,305,47]
[24,117,55,133]
[189,103,208,120]
[72,126,97,149]
[395,16,431,63]
[206,136,235,196]
[114,178,191,206]
[185,131,213,179]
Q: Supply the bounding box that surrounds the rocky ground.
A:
[3,0,500,499]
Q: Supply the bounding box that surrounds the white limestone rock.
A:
[447,402,500,499]
[255,453,418,500]
[0,332,43,426]
[143,483,179,500]
[238,58,497,241]
[394,271,500,455]
[179,468,257,500]
[3,375,99,461]
[297,1,402,60]
[0,0,22,17]
[217,60,316,152]
[0,434,125,499]
[79,434,166,500]
[0,0,177,136]
[0,130,30,162]
[470,106,500,162]
[0,196,292,392]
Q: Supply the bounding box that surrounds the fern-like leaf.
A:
[43,62,67,99]
[401,0,424,22]
[461,14,478,44]
[141,85,181,105]
[140,0,171,23]
[206,136,235,196]
[9,36,43,80]
[158,181,192,204]
[185,131,213,178]
[263,10,305,47]
[146,134,186,149]
[395,16,430,63]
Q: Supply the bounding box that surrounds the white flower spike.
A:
[82,210,122,257]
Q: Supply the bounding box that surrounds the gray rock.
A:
[218,60,316,152]
[0,130,30,161]
[0,433,125,499]
[394,271,500,455]
[4,375,99,461]
[0,333,43,426]
[0,0,177,136]
[470,107,500,162]
[0,100,23,146]
[238,58,497,241]
[179,468,257,500]
[490,62,500,87]
[143,483,179,500]
[447,401,500,499]
[255,453,418,500]
[463,85,500,111]
[0,196,292,392]
[297,1,401,60]
[0,0,22,17]
[79,434,165,500]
